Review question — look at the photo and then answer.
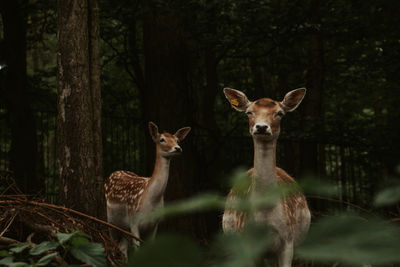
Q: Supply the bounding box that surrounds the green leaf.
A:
[210,224,274,267]
[9,244,29,254]
[36,252,58,266]
[300,177,338,196]
[29,241,59,255]
[0,256,27,267]
[71,236,89,247]
[70,242,106,267]
[147,194,223,222]
[127,234,201,267]
[230,168,252,194]
[75,230,91,239]
[0,250,10,257]
[0,257,14,265]
[297,214,400,265]
[374,185,400,206]
[56,231,77,244]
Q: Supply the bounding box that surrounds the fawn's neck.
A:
[253,138,277,190]
[147,148,171,202]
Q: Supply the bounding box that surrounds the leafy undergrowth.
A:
[124,170,400,267]
[0,174,123,265]
[122,214,400,267]
[0,231,106,266]
[1,171,400,266]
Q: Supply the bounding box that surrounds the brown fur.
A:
[224,167,308,233]
[105,123,191,256]
[255,98,277,108]
[104,171,149,212]
[246,98,283,135]
[223,88,309,266]
[104,131,184,213]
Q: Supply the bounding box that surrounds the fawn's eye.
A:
[246,111,253,116]
[159,138,166,143]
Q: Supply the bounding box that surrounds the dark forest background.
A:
[0,0,399,243]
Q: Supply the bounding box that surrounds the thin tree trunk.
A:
[339,145,348,206]
[301,0,324,176]
[199,44,222,237]
[57,0,104,218]
[142,7,202,237]
[0,1,41,194]
[88,0,104,214]
[301,0,325,210]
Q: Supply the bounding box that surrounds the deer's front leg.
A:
[130,223,141,248]
[119,237,129,258]
[147,223,158,240]
[278,241,294,267]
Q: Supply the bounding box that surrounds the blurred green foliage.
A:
[126,234,202,267]
[297,214,400,265]
[374,184,400,207]
[132,170,400,266]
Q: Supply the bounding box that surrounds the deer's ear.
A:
[280,88,306,112]
[223,88,251,112]
[174,127,191,141]
[148,121,159,142]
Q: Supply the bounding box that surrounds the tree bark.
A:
[300,0,325,211]
[0,1,42,194]
[301,0,324,177]
[141,7,204,237]
[57,0,104,218]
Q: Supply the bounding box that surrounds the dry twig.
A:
[0,210,18,237]
[0,199,143,243]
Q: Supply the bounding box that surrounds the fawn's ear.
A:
[148,121,159,142]
[174,127,191,141]
[280,88,306,112]
[223,88,251,112]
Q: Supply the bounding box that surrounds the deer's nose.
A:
[174,146,182,153]
[254,123,270,134]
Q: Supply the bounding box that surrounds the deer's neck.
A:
[253,139,277,190]
[147,150,171,203]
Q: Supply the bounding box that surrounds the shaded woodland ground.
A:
[0,0,400,266]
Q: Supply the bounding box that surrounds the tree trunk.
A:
[57,0,104,218]
[142,8,203,237]
[300,0,324,177]
[300,0,325,211]
[198,43,222,237]
[0,1,42,194]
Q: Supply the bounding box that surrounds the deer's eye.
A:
[159,138,166,143]
[246,111,253,116]
[276,111,284,118]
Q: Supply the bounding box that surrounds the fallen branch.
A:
[0,236,20,245]
[22,221,57,238]
[0,199,143,243]
[0,211,18,237]
[308,195,371,214]
[26,232,35,244]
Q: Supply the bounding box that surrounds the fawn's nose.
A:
[174,146,182,153]
[254,123,270,134]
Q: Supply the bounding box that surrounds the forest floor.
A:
[0,173,126,265]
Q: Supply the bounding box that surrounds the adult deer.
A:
[104,122,191,256]
[222,88,311,267]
